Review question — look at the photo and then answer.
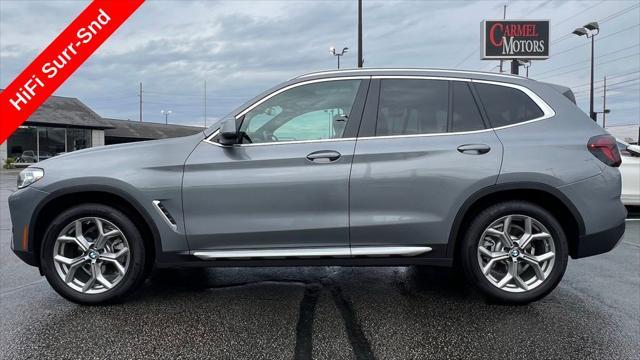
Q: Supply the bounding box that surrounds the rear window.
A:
[475,83,544,128]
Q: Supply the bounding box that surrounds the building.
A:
[0,94,204,166]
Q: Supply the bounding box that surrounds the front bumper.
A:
[8,186,50,267]
[573,221,626,259]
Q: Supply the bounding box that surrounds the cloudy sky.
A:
[1,0,638,128]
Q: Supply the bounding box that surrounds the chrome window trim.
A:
[201,76,556,147]
[235,76,369,119]
[296,68,523,79]
[193,246,432,259]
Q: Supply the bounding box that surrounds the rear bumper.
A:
[572,221,626,259]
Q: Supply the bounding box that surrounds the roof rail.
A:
[295,68,524,80]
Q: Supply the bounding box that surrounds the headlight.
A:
[17,168,44,189]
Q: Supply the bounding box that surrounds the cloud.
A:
[1,0,638,127]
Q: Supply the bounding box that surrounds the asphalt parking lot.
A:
[1,169,638,360]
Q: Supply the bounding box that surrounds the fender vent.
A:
[152,200,177,230]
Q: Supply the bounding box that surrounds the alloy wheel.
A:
[53,217,130,294]
[477,214,556,293]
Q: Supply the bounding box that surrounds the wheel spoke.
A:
[101,247,129,260]
[72,220,91,251]
[82,263,98,292]
[95,266,113,289]
[522,255,546,281]
[496,269,513,288]
[100,257,126,275]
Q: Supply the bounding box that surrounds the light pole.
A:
[330,46,348,69]
[161,109,172,124]
[573,22,599,121]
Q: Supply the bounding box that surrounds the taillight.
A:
[587,135,621,167]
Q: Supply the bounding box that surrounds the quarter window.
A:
[474,83,544,128]
[376,79,449,136]
[239,80,361,144]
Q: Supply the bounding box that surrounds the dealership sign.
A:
[481,20,549,59]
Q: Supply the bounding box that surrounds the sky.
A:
[1,0,639,128]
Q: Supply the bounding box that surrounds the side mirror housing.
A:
[218,119,239,146]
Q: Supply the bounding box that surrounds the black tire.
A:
[460,201,568,304]
[40,204,146,304]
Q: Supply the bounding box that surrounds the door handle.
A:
[306,150,341,163]
[457,144,491,155]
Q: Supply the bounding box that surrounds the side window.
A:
[238,80,361,144]
[474,83,544,128]
[376,79,448,136]
[451,82,485,132]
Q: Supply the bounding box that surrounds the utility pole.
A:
[357,0,363,68]
[204,80,207,127]
[589,34,595,120]
[602,76,607,128]
[139,82,143,122]
[499,3,506,73]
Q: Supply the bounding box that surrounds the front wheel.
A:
[460,201,568,304]
[40,204,146,304]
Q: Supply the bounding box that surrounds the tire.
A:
[40,204,146,304]
[460,201,568,304]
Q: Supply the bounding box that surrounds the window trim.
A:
[235,76,370,119]
[470,79,556,130]
[203,76,556,146]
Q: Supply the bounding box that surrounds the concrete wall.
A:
[91,129,105,147]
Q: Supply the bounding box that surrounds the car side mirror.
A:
[627,144,640,156]
[218,119,239,146]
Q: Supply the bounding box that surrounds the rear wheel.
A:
[40,204,146,304]
[460,201,568,304]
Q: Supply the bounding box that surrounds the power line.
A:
[533,44,640,77]
[569,70,640,89]
[537,52,640,80]
[550,23,640,59]
[573,77,639,94]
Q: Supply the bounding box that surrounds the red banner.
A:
[0,0,145,143]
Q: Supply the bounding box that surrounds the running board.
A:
[192,246,431,260]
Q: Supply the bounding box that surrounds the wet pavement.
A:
[1,169,639,359]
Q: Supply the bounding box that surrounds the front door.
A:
[182,78,368,251]
[349,78,503,256]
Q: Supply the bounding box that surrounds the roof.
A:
[22,94,113,129]
[295,68,525,80]
[103,118,204,139]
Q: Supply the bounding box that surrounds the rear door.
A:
[349,77,503,256]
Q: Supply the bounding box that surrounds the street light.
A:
[329,46,349,69]
[161,109,172,124]
[573,21,599,121]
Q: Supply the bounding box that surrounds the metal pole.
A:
[337,55,340,69]
[589,36,595,121]
[602,76,607,128]
[139,82,143,122]
[499,4,506,73]
[358,0,363,67]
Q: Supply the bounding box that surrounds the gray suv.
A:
[9,69,627,304]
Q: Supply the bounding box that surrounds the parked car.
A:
[617,139,640,206]
[9,69,626,304]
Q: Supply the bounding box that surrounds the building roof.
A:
[103,118,204,139]
[23,94,114,129]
